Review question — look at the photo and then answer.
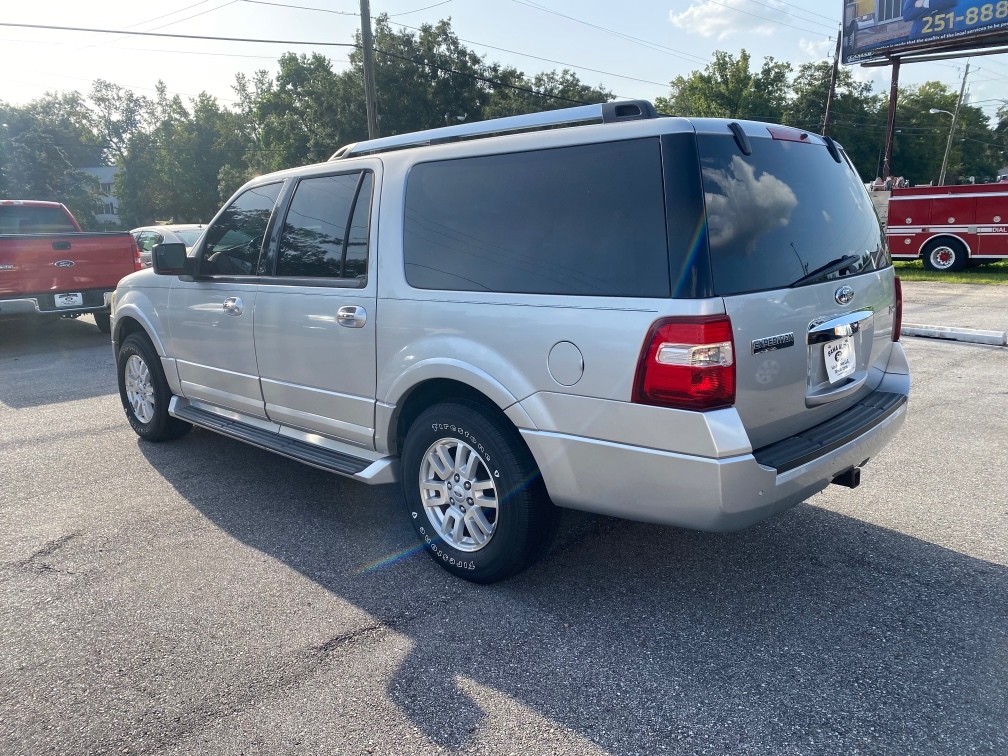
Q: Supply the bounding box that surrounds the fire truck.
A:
[883,182,1008,272]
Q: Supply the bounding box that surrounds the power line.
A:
[699,0,835,36]
[510,0,709,65]
[737,0,837,26]
[0,20,604,107]
[240,0,358,15]
[371,47,597,105]
[235,0,676,88]
[0,22,358,47]
[383,19,669,88]
[389,0,454,16]
[82,0,216,49]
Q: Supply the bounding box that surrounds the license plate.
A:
[824,336,856,384]
[54,292,83,308]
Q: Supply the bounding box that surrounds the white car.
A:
[131,224,205,267]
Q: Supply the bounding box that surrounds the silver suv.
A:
[111,101,909,583]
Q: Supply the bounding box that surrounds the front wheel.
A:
[922,238,967,272]
[400,400,559,583]
[116,333,191,442]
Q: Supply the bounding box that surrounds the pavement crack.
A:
[310,620,390,658]
[130,613,417,755]
[7,532,81,574]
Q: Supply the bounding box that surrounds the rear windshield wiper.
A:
[790,254,862,288]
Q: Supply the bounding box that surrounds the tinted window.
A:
[201,183,282,276]
[404,139,670,297]
[0,206,76,234]
[345,173,372,279]
[697,134,888,296]
[277,173,365,278]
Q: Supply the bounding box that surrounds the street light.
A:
[929,107,957,187]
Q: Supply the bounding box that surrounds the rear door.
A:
[695,127,895,449]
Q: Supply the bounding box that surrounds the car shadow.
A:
[139,431,1008,754]
[0,316,117,409]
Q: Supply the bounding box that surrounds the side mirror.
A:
[152,243,192,276]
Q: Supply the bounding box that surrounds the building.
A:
[81,166,121,226]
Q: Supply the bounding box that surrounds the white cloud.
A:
[800,37,835,60]
[670,0,789,40]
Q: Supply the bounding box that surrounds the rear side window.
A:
[404,139,670,297]
[277,173,370,279]
[0,206,76,234]
[697,134,888,295]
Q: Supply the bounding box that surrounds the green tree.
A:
[786,60,886,181]
[892,81,991,185]
[656,50,792,122]
[0,95,101,227]
[994,105,1008,174]
[115,83,248,226]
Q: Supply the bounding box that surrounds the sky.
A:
[1,0,1006,122]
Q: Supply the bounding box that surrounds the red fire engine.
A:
[884,182,1008,272]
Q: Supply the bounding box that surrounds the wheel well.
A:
[114,316,147,355]
[920,234,971,258]
[394,379,509,456]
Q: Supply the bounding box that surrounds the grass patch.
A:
[894,260,1008,285]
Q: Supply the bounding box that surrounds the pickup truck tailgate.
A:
[0,233,136,298]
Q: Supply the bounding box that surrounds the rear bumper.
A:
[521,389,908,532]
[0,290,114,317]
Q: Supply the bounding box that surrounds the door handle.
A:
[222,296,243,316]
[337,305,367,328]
[52,241,71,251]
[807,310,874,345]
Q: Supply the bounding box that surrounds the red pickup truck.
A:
[884,182,1008,272]
[0,200,141,333]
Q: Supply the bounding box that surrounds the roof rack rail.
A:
[329,99,657,160]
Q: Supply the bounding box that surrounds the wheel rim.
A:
[929,245,956,270]
[124,354,155,424]
[419,437,499,552]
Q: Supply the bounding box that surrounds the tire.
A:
[400,400,559,583]
[116,333,191,442]
[922,238,967,272]
[94,312,111,333]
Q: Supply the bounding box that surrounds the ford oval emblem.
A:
[835,285,854,305]
[54,260,75,268]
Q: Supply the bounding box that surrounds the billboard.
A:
[842,0,1008,63]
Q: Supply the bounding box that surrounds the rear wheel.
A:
[93,312,111,333]
[117,333,191,442]
[400,400,559,583]
[922,238,967,272]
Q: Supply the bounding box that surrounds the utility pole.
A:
[882,57,900,180]
[359,0,380,139]
[938,60,970,187]
[822,27,842,136]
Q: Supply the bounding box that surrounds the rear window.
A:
[403,139,670,297]
[174,229,202,247]
[0,205,76,234]
[697,134,889,295]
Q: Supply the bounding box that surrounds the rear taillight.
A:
[892,276,903,341]
[131,236,142,271]
[632,316,735,410]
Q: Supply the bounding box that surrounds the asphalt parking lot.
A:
[1,298,1006,756]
